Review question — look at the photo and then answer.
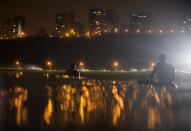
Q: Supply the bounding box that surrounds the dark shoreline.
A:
[0,33,190,69]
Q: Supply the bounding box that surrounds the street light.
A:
[79,62,84,69]
[136,29,140,33]
[148,30,152,33]
[85,31,90,37]
[113,62,119,72]
[150,62,156,68]
[159,30,163,33]
[170,30,174,33]
[65,33,70,37]
[114,28,119,33]
[21,32,25,36]
[46,61,52,70]
[125,29,129,32]
[15,60,21,67]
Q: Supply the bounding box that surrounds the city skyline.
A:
[1,12,191,40]
[0,0,191,35]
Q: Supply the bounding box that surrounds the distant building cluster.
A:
[0,7,191,40]
[128,12,151,33]
[1,16,26,40]
[88,7,119,35]
[53,12,84,38]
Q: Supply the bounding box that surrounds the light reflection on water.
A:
[0,80,190,130]
[8,87,28,126]
[44,98,53,125]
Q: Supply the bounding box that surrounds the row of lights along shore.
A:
[14,60,156,71]
[1,28,188,40]
[82,29,187,38]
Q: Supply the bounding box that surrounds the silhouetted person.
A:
[65,63,80,77]
[151,54,176,88]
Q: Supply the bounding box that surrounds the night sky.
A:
[0,0,191,34]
